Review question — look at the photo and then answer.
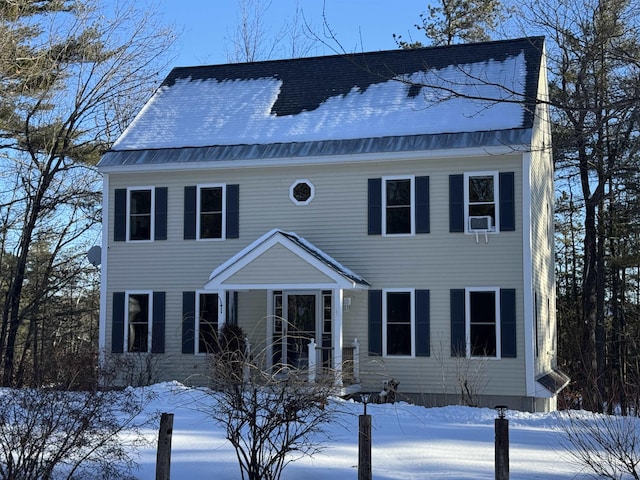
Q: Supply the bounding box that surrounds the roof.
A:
[536,368,570,395]
[99,36,545,170]
[204,229,369,290]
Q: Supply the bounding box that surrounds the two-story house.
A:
[97,36,568,412]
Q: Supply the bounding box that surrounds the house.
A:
[97,36,568,412]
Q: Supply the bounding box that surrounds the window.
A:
[466,288,500,357]
[126,292,152,352]
[383,289,414,356]
[184,184,239,240]
[290,180,314,205]
[384,176,414,235]
[464,172,499,232]
[197,293,219,353]
[368,176,429,235]
[198,185,225,239]
[128,188,154,241]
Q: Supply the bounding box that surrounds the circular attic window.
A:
[289,179,315,205]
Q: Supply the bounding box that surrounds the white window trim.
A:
[124,290,153,353]
[289,179,315,205]
[196,183,226,241]
[195,291,223,355]
[382,175,415,237]
[465,287,501,359]
[382,288,415,358]
[126,186,155,242]
[464,171,499,234]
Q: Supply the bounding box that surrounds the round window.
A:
[289,180,314,205]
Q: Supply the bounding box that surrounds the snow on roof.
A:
[103,37,544,167]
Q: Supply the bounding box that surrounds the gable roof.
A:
[204,229,369,290]
[99,36,545,170]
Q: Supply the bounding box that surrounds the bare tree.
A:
[224,0,317,62]
[0,0,175,386]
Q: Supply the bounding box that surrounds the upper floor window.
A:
[198,184,225,239]
[466,287,500,358]
[368,176,429,236]
[384,177,414,235]
[184,184,239,240]
[126,292,152,352]
[465,172,499,233]
[449,172,514,234]
[290,179,315,205]
[128,187,154,241]
[114,187,167,242]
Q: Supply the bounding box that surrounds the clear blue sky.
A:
[154,0,426,67]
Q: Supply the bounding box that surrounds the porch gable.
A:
[204,229,369,291]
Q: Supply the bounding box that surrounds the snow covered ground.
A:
[129,382,595,479]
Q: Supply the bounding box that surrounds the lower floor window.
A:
[198,293,219,354]
[127,293,150,352]
[384,290,413,356]
[467,288,499,357]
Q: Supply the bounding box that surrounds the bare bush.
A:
[560,409,640,479]
[101,352,162,387]
[0,385,155,480]
[196,323,344,480]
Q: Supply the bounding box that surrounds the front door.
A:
[272,291,326,371]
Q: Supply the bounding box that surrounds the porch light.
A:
[342,297,352,312]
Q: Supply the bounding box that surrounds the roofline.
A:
[165,36,545,81]
[98,129,532,173]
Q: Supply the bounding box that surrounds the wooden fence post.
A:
[359,409,372,480]
[495,406,509,480]
[156,412,174,480]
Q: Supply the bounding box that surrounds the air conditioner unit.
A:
[469,215,492,231]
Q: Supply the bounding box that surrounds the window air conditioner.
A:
[468,215,492,231]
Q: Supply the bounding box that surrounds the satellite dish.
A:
[87,246,102,267]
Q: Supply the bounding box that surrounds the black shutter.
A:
[416,176,430,234]
[184,186,196,240]
[499,172,515,232]
[368,290,382,355]
[416,290,430,357]
[114,189,126,241]
[449,175,464,232]
[450,289,466,356]
[226,184,239,239]
[500,288,517,358]
[152,292,166,353]
[368,178,382,235]
[182,291,196,354]
[111,292,125,353]
[155,187,168,240]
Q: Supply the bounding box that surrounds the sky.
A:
[154,0,426,68]
[125,382,595,479]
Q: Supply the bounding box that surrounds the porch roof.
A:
[204,229,370,291]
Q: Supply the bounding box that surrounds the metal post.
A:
[495,405,509,480]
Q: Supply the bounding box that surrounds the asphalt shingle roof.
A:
[99,36,545,170]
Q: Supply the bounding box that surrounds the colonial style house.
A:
[97,36,567,411]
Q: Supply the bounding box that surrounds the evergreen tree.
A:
[394,0,505,48]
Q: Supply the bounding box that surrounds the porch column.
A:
[217,290,226,330]
[333,289,344,385]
